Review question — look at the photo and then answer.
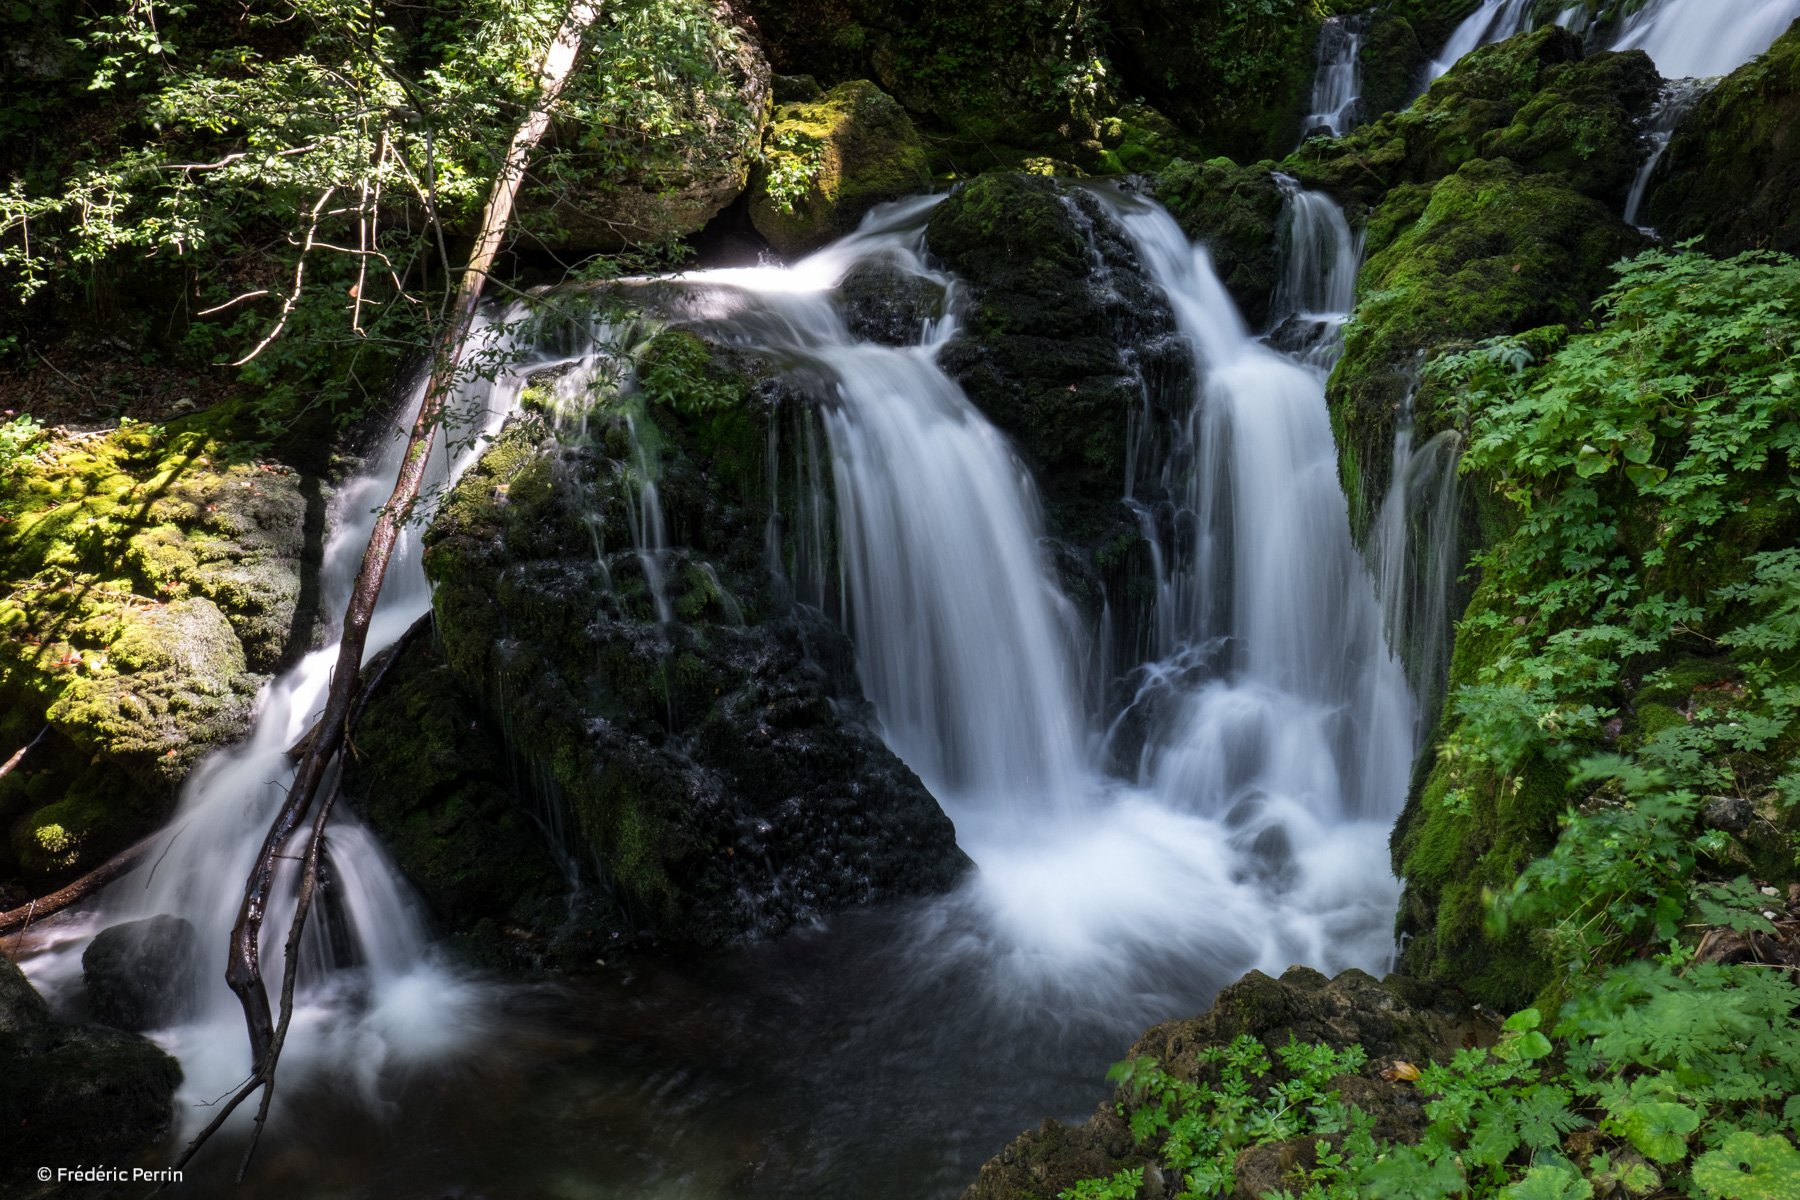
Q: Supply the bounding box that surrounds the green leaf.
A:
[1575,443,1613,477]
[1504,1008,1543,1032]
[1621,1101,1700,1163]
[1693,1132,1800,1200]
[1506,1161,1595,1200]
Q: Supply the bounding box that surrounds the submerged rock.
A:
[1,948,181,1162]
[749,80,931,255]
[961,966,1496,1200]
[82,914,200,1031]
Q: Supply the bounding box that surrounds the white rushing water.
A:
[1624,77,1712,230]
[1612,0,1800,80]
[22,180,1423,1149]
[20,311,563,1132]
[1426,0,1537,83]
[662,186,1417,1000]
[1301,16,1364,138]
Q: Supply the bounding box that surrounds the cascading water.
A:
[17,309,567,1134]
[1300,15,1364,139]
[1426,0,1536,83]
[17,183,1436,1196]
[1266,174,1363,372]
[1370,391,1463,736]
[1611,0,1800,80]
[1624,78,1711,230]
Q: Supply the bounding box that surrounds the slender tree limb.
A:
[0,833,157,935]
[0,725,47,782]
[184,3,601,1177]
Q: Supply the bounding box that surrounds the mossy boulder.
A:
[749,80,930,255]
[412,335,970,947]
[1288,27,1659,210]
[1327,157,1646,537]
[342,635,570,952]
[1151,157,1289,328]
[520,4,771,252]
[1644,21,1800,254]
[1,948,182,1164]
[924,172,1187,653]
[0,411,324,886]
[961,966,1497,1200]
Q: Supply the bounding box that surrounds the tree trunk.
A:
[169,3,601,1177]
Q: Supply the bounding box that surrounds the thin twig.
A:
[229,187,335,367]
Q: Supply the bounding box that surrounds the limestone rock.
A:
[82,915,200,1031]
[750,81,931,256]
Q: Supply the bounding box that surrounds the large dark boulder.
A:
[82,914,200,1032]
[924,172,1187,659]
[381,335,971,950]
[960,966,1497,1200]
[1,949,181,1163]
[1645,21,1800,254]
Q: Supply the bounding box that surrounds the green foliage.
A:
[0,413,44,479]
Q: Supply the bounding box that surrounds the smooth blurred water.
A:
[23,183,1419,1197]
[1612,0,1800,80]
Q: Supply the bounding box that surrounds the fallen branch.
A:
[0,725,47,783]
[0,833,157,936]
[285,610,433,763]
[171,2,601,1178]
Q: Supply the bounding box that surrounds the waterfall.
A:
[1556,5,1591,35]
[18,309,563,1130]
[1370,393,1463,736]
[1267,174,1363,372]
[1611,0,1800,80]
[1426,0,1537,83]
[1625,78,1712,230]
[1301,16,1364,139]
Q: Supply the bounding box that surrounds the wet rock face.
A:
[960,967,1496,1200]
[1150,158,1288,329]
[81,914,200,1031]
[925,172,1188,660]
[835,257,945,346]
[389,343,970,949]
[1647,23,1800,254]
[1,949,181,1162]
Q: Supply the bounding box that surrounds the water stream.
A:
[1611,0,1800,80]
[1426,0,1536,84]
[21,183,1419,1197]
[1301,15,1364,139]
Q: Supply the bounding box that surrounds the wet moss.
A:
[1153,157,1289,328]
[1328,158,1645,538]
[1645,22,1800,254]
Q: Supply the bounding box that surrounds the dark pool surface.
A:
[160,898,1241,1200]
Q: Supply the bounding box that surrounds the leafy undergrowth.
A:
[1062,247,1800,1197]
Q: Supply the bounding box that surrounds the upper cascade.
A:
[1426,0,1537,83]
[1611,0,1800,79]
[1301,15,1365,139]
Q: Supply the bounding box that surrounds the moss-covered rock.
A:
[749,80,930,255]
[412,334,970,947]
[924,172,1186,654]
[1,948,181,1165]
[342,636,568,942]
[1327,158,1645,537]
[0,410,324,886]
[1151,157,1288,328]
[1288,27,1659,210]
[1644,21,1800,254]
[961,966,1497,1200]
[520,1,771,252]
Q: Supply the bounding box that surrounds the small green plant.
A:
[762,127,827,214]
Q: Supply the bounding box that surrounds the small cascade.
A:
[1611,0,1800,81]
[1266,174,1363,371]
[1625,78,1711,231]
[1370,393,1463,734]
[622,413,674,624]
[17,308,558,1131]
[1300,15,1365,139]
[1555,5,1592,35]
[1426,0,1537,83]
